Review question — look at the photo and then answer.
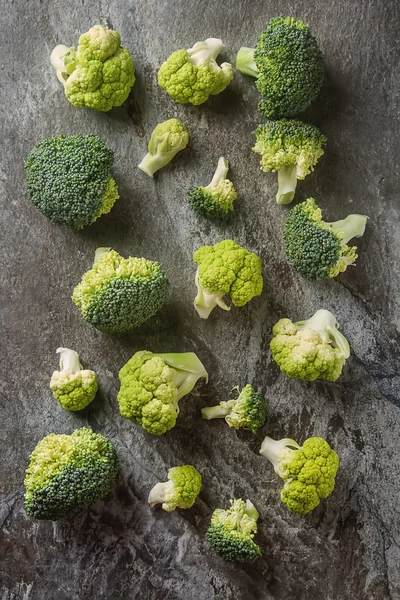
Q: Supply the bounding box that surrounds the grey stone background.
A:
[1,1,399,599]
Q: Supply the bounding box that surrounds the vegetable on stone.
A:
[284,198,368,279]
[252,120,326,204]
[193,240,263,319]
[270,309,350,382]
[201,384,267,433]
[25,134,119,229]
[206,499,262,563]
[72,247,169,334]
[138,119,189,177]
[158,38,233,105]
[50,348,98,411]
[24,428,118,520]
[260,436,339,514]
[148,465,202,511]
[50,24,135,111]
[117,351,208,435]
[188,157,237,220]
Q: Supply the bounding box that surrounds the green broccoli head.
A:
[284,198,368,278]
[25,134,119,229]
[51,25,135,111]
[260,436,339,514]
[50,348,98,411]
[206,499,261,563]
[72,248,169,334]
[24,428,118,520]
[148,465,202,511]
[117,351,208,435]
[138,119,189,177]
[188,157,237,220]
[202,384,267,433]
[253,120,326,204]
[236,16,323,119]
[270,309,350,382]
[193,240,263,319]
[158,38,233,105]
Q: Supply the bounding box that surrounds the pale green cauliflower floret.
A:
[50,348,98,411]
[148,465,202,511]
[158,38,233,105]
[138,119,189,177]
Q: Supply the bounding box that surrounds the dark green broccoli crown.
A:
[24,428,118,520]
[25,134,115,229]
[188,187,232,221]
[206,523,262,563]
[283,198,341,279]
[254,16,323,118]
[256,119,326,151]
[238,385,267,433]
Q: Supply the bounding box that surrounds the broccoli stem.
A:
[56,348,82,374]
[326,214,368,245]
[235,47,258,77]
[194,268,231,319]
[157,353,209,400]
[50,45,77,85]
[295,309,351,359]
[259,436,300,474]
[187,38,224,65]
[206,156,229,188]
[138,152,171,178]
[244,499,259,522]
[276,165,298,205]
[201,405,230,420]
[94,247,111,264]
[148,480,174,507]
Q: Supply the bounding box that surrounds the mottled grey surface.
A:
[1,1,399,599]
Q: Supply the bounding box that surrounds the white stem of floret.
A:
[235,47,258,77]
[276,165,298,205]
[259,436,300,475]
[244,499,259,522]
[94,247,111,264]
[50,45,76,86]
[194,268,230,319]
[56,348,82,374]
[325,214,368,245]
[148,480,174,508]
[157,352,209,400]
[201,404,230,420]
[295,309,351,359]
[187,38,224,65]
[207,156,229,188]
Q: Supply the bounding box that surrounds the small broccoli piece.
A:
[148,465,202,511]
[253,120,326,204]
[24,428,118,520]
[50,24,135,111]
[284,198,368,279]
[158,38,233,105]
[193,240,263,319]
[72,248,169,334]
[138,119,189,177]
[202,384,266,433]
[206,499,261,563]
[270,309,350,382]
[236,16,323,119]
[260,436,339,514]
[118,351,208,435]
[25,134,119,229]
[50,348,98,411]
[188,157,237,220]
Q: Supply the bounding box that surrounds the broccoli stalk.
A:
[56,347,82,373]
[236,47,258,77]
[50,348,98,411]
[295,309,350,359]
[194,268,231,319]
[187,38,224,65]
[158,353,209,400]
[148,465,202,511]
[259,437,300,473]
[201,404,230,420]
[276,164,298,204]
[148,480,175,507]
[207,156,229,189]
[325,215,368,245]
[188,157,237,220]
[50,45,77,84]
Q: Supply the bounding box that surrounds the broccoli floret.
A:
[138,119,189,177]
[253,120,326,204]
[284,198,368,278]
[158,38,233,105]
[50,348,98,411]
[24,428,118,520]
[117,351,208,435]
[260,436,339,514]
[206,499,261,563]
[236,16,323,119]
[148,465,202,511]
[72,248,169,334]
[270,309,350,382]
[50,24,135,111]
[25,134,119,229]
[202,384,266,433]
[188,157,237,220]
[193,240,263,319]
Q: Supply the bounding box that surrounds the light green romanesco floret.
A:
[51,25,135,111]
[148,465,202,511]
[260,436,339,514]
[193,240,263,319]
[270,309,350,382]
[158,38,233,105]
[50,348,98,411]
[118,351,208,435]
[138,118,189,177]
